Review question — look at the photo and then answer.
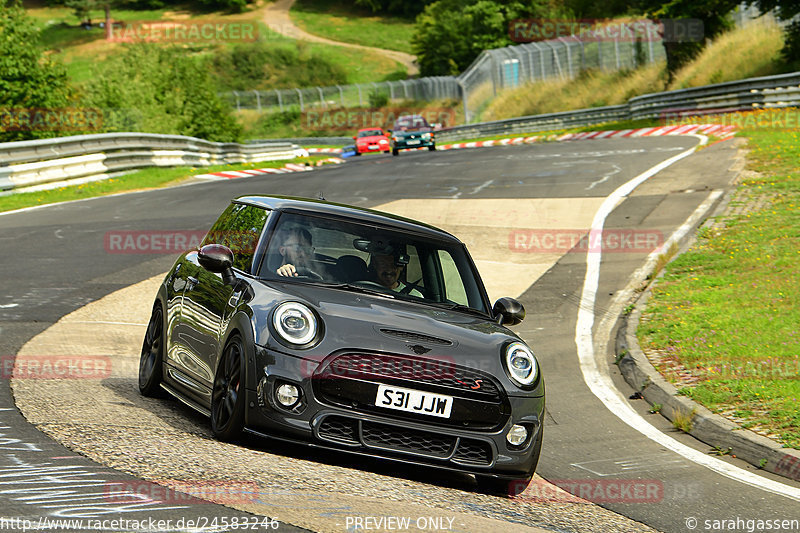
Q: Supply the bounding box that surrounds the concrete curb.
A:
[615,187,800,483]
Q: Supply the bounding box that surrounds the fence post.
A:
[357,84,363,106]
[560,38,573,78]
[232,91,241,111]
[614,37,620,70]
[275,89,283,112]
[253,90,261,111]
[295,88,304,112]
[336,85,344,107]
[317,86,325,108]
[401,80,409,99]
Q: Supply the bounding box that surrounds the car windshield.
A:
[259,212,489,314]
[394,116,429,130]
[358,129,383,137]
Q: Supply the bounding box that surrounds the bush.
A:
[210,41,348,91]
[85,43,241,141]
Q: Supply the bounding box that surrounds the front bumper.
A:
[245,346,544,477]
[391,136,435,150]
[357,143,389,153]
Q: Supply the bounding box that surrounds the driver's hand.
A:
[277,264,298,277]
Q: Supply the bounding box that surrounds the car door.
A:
[170,203,269,405]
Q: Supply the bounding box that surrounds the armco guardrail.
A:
[433,71,800,143]
[0,133,304,192]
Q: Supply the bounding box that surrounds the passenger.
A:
[370,253,423,297]
[276,227,316,277]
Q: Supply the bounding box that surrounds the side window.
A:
[437,250,468,306]
[203,203,268,273]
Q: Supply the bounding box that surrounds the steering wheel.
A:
[296,267,323,280]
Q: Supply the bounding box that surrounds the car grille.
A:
[320,352,501,399]
[313,352,510,430]
[317,415,493,466]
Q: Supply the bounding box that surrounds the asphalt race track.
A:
[2,137,800,533]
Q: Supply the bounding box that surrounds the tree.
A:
[748,0,800,65]
[0,2,73,142]
[413,0,570,77]
[635,0,740,83]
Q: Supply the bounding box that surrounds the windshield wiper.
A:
[328,283,397,298]
[428,301,489,317]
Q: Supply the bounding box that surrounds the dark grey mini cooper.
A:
[139,195,544,493]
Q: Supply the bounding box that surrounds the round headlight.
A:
[505,342,537,386]
[273,302,317,346]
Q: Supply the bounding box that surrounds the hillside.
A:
[481,20,786,122]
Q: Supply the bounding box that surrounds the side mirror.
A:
[198,244,236,285]
[493,297,525,326]
[352,136,357,140]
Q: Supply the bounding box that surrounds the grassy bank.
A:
[0,156,330,213]
[483,20,785,122]
[637,110,800,449]
[290,0,415,54]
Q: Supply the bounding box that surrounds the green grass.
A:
[0,156,330,213]
[290,0,416,54]
[637,114,800,449]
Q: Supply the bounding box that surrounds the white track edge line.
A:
[574,134,800,501]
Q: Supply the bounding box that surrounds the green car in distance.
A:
[389,115,436,156]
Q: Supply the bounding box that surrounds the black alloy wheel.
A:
[211,335,246,441]
[138,302,164,397]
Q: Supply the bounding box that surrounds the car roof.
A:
[358,127,383,131]
[234,195,459,242]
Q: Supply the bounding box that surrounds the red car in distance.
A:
[353,127,391,155]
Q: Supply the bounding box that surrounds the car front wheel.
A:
[211,334,246,441]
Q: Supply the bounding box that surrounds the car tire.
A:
[383,150,390,154]
[392,148,399,156]
[428,144,436,151]
[211,334,246,442]
[354,151,361,156]
[475,425,542,496]
[138,301,165,397]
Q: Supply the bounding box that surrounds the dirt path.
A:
[262,0,418,76]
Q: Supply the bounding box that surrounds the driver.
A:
[276,227,315,277]
[370,252,423,297]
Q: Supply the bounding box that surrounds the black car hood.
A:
[249,280,518,365]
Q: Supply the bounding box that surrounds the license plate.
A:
[375,384,452,418]
[407,139,420,145]
[369,144,378,149]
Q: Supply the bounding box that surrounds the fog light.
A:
[275,383,300,408]
[506,424,528,446]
